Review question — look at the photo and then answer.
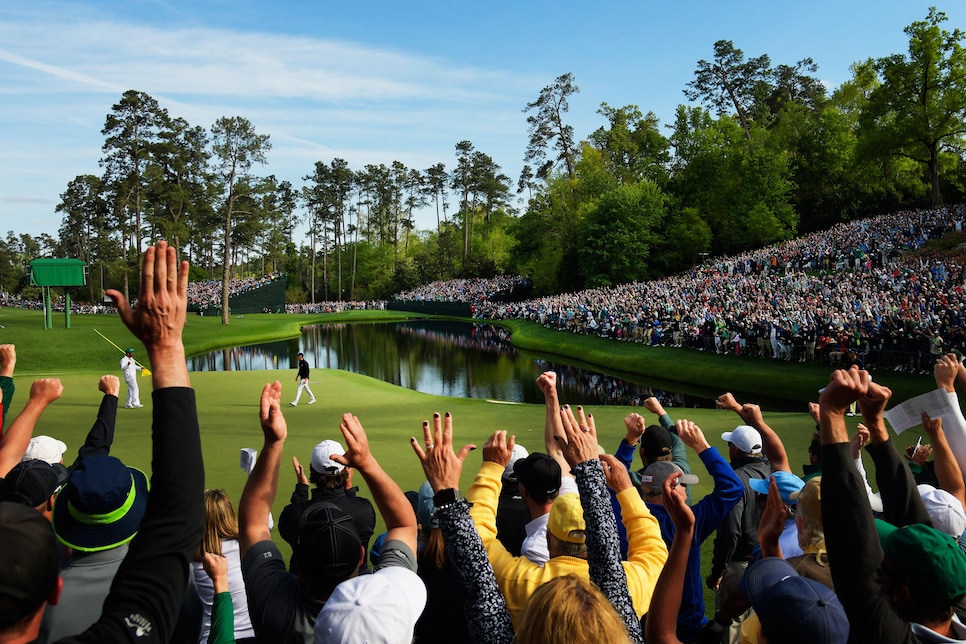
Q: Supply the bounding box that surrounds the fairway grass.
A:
[29,368,921,582]
[3,305,931,616]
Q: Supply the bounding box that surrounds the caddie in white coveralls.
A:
[120,347,143,408]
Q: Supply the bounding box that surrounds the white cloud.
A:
[0,9,535,236]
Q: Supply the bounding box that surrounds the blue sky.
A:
[0,0,962,241]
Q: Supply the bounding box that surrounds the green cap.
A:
[875,519,966,605]
[125,348,134,354]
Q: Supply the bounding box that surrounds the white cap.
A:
[503,443,529,481]
[311,440,346,474]
[314,566,427,644]
[721,425,763,455]
[918,484,966,538]
[23,436,67,464]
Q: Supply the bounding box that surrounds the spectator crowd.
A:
[5,211,966,643]
[393,206,966,374]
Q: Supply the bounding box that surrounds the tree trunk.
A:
[930,144,942,207]
[221,204,232,325]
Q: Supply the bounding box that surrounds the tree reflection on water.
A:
[188,320,712,407]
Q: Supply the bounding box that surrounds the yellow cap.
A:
[548,493,586,544]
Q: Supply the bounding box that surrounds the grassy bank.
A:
[4,306,935,408]
[32,367,917,620]
[0,308,420,375]
[4,306,929,619]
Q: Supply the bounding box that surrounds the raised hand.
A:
[715,392,742,413]
[0,344,16,378]
[536,371,557,397]
[292,456,308,485]
[819,367,868,415]
[334,413,375,471]
[410,412,476,492]
[481,429,515,467]
[29,378,63,406]
[98,375,120,397]
[623,412,646,445]
[106,241,188,352]
[258,381,287,444]
[600,454,633,493]
[557,404,599,466]
[757,475,789,557]
[676,419,711,453]
[662,471,694,534]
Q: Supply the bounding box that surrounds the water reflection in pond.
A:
[188,320,712,407]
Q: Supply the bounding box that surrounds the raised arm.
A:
[644,471,693,644]
[716,393,790,472]
[239,381,287,556]
[537,371,569,476]
[72,375,120,466]
[936,354,966,480]
[335,413,416,554]
[412,413,513,644]
[70,240,203,643]
[922,413,966,508]
[557,405,643,644]
[0,378,62,477]
[0,344,16,429]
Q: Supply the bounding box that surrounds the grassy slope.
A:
[3,306,931,615]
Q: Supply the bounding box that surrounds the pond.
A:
[187,320,716,407]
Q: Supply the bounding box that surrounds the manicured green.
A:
[0,308,421,376]
[5,305,932,617]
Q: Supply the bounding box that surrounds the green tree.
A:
[423,162,449,233]
[684,40,772,139]
[100,90,170,299]
[523,73,580,180]
[210,116,271,324]
[588,103,670,185]
[577,181,666,287]
[145,117,212,254]
[55,174,118,301]
[859,7,966,206]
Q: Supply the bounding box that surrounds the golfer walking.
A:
[290,351,316,406]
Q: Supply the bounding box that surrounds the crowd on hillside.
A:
[393,275,531,305]
[5,241,966,644]
[462,206,966,372]
[283,300,386,314]
[187,272,285,308]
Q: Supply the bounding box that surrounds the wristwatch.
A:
[433,488,460,508]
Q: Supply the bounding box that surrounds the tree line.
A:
[1,8,963,315]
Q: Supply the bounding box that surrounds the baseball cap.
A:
[547,493,585,544]
[0,460,69,508]
[876,519,966,605]
[721,425,763,455]
[640,425,673,461]
[314,566,427,644]
[502,443,529,482]
[513,453,561,502]
[639,461,699,497]
[416,481,438,531]
[0,503,60,626]
[917,484,966,538]
[749,471,806,504]
[741,557,848,644]
[125,348,134,354]
[295,503,363,582]
[52,455,149,552]
[311,440,346,474]
[22,435,68,464]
